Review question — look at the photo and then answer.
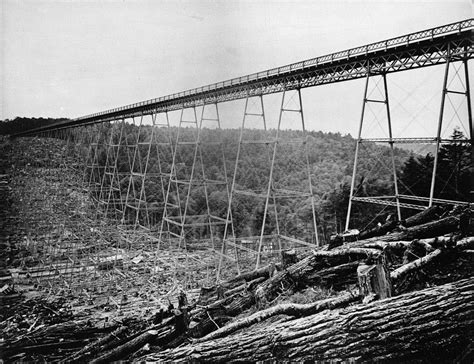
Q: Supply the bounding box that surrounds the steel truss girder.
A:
[90,37,474,120]
[157,103,232,287]
[217,89,320,280]
[346,45,472,228]
[14,20,473,136]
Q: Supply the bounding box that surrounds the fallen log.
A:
[62,325,128,363]
[411,215,462,237]
[255,248,380,303]
[457,236,474,250]
[188,291,255,338]
[198,264,276,305]
[330,207,451,247]
[391,236,474,294]
[402,239,433,263]
[2,339,86,358]
[85,236,472,362]
[337,240,411,251]
[196,290,360,342]
[336,216,461,250]
[224,263,276,286]
[90,329,158,364]
[392,237,473,284]
[220,276,266,299]
[101,290,257,357]
[358,218,396,240]
[339,236,457,256]
[145,277,474,363]
[365,216,460,243]
[304,262,359,290]
[402,205,444,227]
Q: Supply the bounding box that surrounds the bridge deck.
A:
[15,19,473,136]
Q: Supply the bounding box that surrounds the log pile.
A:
[1,205,472,362]
[148,278,474,362]
[136,206,471,362]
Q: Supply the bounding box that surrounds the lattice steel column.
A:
[158,103,231,288]
[218,89,319,280]
[88,123,110,205]
[345,69,402,230]
[96,119,127,222]
[82,124,100,196]
[122,114,155,231]
[346,50,472,229]
[96,122,115,219]
[429,49,472,206]
[464,55,474,200]
[145,111,174,230]
[103,118,127,221]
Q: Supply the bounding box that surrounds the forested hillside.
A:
[86,125,411,243]
[0,117,69,135]
[5,117,469,244]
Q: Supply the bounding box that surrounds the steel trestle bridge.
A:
[15,19,473,134]
[11,19,473,285]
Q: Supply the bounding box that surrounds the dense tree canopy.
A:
[6,116,469,244]
[0,117,69,135]
[399,129,471,202]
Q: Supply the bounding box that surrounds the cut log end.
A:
[357,254,391,301]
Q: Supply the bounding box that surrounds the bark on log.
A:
[338,240,411,251]
[224,264,276,286]
[402,205,444,227]
[341,236,457,254]
[221,277,266,299]
[90,330,158,364]
[3,340,86,358]
[392,249,444,283]
[358,219,396,240]
[188,292,255,338]
[255,248,380,303]
[402,239,432,263]
[391,237,474,293]
[197,291,360,342]
[145,278,474,363]
[457,236,474,250]
[63,325,128,363]
[198,264,275,305]
[385,215,460,241]
[304,262,360,290]
[337,216,461,250]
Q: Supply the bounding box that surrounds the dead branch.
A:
[196,290,360,342]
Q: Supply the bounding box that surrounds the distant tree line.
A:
[0,117,70,135]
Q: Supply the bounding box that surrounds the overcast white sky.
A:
[1,0,472,137]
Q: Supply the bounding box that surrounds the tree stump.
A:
[281,249,297,268]
[177,290,188,308]
[357,254,391,302]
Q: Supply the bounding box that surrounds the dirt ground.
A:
[0,136,208,361]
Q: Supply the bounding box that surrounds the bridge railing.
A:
[66,18,474,123]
